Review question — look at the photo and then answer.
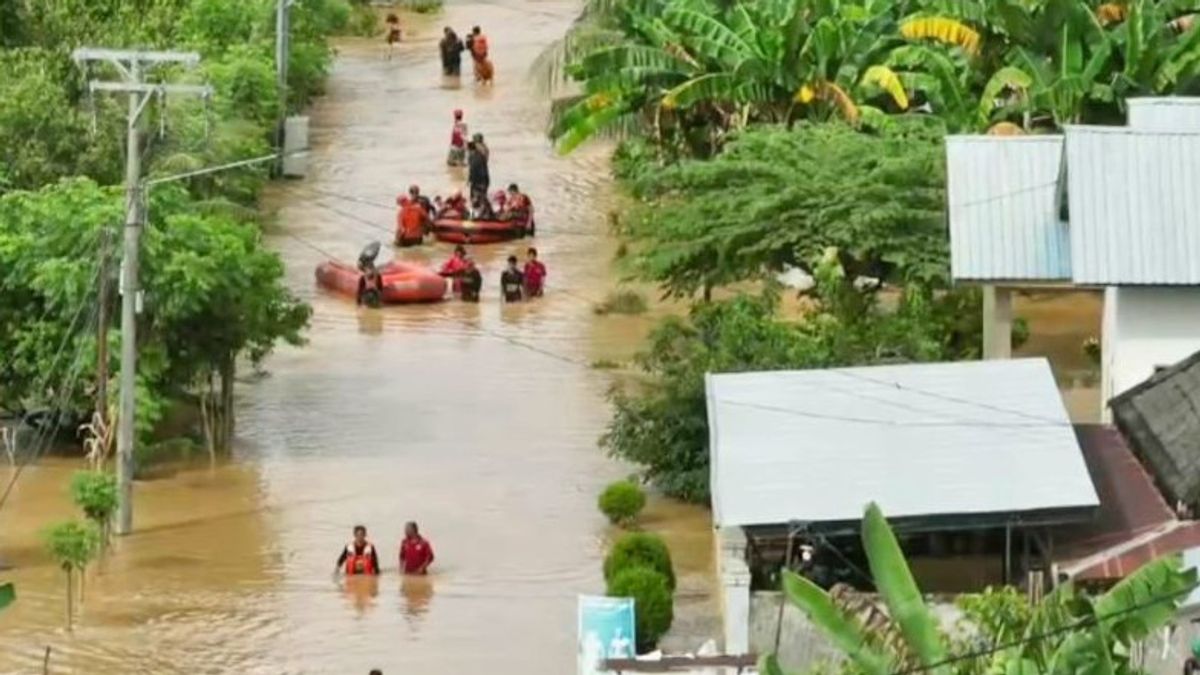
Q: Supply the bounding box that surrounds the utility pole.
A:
[96,226,111,424]
[72,49,211,535]
[275,0,292,175]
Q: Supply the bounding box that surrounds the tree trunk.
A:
[65,570,73,631]
[219,358,235,453]
[198,376,216,467]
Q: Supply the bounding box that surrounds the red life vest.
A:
[399,202,426,240]
[471,34,489,59]
[344,542,377,575]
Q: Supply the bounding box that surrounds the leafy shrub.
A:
[401,0,444,14]
[590,358,621,370]
[598,480,646,525]
[1011,317,1030,350]
[43,521,100,572]
[134,437,199,478]
[593,290,647,316]
[346,4,378,36]
[604,532,675,590]
[69,471,118,525]
[607,566,674,652]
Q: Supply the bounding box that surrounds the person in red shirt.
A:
[399,521,434,575]
[523,247,546,297]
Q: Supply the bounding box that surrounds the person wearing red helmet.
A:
[447,109,468,167]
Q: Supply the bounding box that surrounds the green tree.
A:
[762,502,1199,675]
[621,119,948,299]
[70,470,119,542]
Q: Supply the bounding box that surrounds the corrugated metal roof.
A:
[706,359,1099,528]
[1127,97,1200,131]
[1065,126,1200,284]
[946,136,1071,282]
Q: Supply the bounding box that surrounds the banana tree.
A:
[550,0,913,154]
[761,501,1198,675]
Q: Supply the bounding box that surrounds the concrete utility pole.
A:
[275,0,293,174]
[72,48,211,535]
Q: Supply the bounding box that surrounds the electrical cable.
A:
[717,398,1069,429]
[948,180,1059,210]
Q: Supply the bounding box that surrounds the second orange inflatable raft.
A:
[315,260,447,305]
[432,217,529,245]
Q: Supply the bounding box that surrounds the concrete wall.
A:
[715,526,751,655]
[1102,286,1200,421]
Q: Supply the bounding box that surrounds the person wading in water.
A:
[439,27,464,76]
[336,525,380,576]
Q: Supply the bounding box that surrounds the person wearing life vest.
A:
[468,26,493,83]
[396,186,430,247]
[501,183,531,229]
[439,190,468,219]
[439,245,470,295]
[336,525,380,576]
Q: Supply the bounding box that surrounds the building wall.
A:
[1102,287,1200,421]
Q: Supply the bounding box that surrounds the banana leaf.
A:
[862,501,949,672]
[781,570,892,675]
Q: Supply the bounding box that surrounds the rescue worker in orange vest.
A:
[439,190,468,219]
[336,525,380,576]
[468,26,493,83]
[396,185,431,247]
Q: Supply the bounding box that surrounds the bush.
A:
[43,521,100,573]
[1011,317,1030,350]
[401,0,444,14]
[604,532,675,590]
[607,566,674,652]
[69,471,118,525]
[346,4,378,36]
[598,480,646,525]
[593,289,648,316]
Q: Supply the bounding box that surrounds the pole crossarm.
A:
[87,81,213,96]
[71,48,201,69]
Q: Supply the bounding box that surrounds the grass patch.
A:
[590,358,622,370]
[593,289,648,316]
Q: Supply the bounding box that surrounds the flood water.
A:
[0,2,718,672]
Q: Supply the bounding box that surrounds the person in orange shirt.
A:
[395,185,430,247]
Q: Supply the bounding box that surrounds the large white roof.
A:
[706,359,1099,528]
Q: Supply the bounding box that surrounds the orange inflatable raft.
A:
[315,260,447,305]
[432,217,530,245]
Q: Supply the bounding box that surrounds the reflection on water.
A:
[343,575,381,617]
[400,575,435,627]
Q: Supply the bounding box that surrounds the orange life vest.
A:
[399,203,426,239]
[471,34,488,59]
[344,542,377,575]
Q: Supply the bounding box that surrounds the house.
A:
[1110,351,1200,512]
[705,358,1100,657]
[946,97,1200,421]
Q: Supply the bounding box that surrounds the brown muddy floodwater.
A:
[0,2,717,672]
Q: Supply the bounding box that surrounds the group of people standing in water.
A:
[337,523,434,576]
[437,245,546,303]
[438,26,493,83]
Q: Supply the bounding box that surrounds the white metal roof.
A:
[946,136,1071,282]
[1065,126,1200,285]
[706,359,1099,528]
[1128,97,1200,131]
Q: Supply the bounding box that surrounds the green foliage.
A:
[545,0,1200,152]
[604,532,676,590]
[0,582,13,611]
[0,179,310,444]
[43,520,100,572]
[607,565,675,652]
[598,480,647,525]
[622,120,948,298]
[401,0,444,14]
[134,437,199,478]
[603,259,981,501]
[771,503,1199,675]
[69,470,118,525]
[594,289,649,316]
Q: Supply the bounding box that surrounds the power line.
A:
[718,398,1069,429]
[948,180,1059,210]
